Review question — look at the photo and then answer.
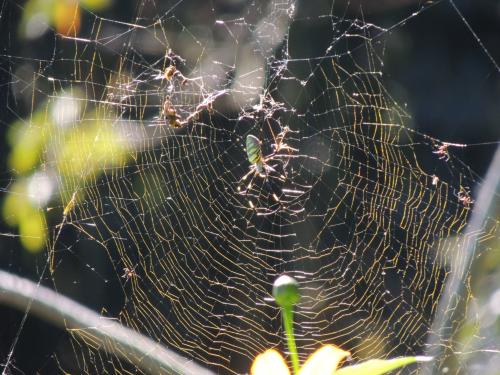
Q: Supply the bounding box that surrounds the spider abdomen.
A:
[246,134,264,173]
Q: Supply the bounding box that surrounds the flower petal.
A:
[299,345,350,375]
[334,356,432,375]
[251,349,291,375]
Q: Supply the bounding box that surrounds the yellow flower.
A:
[251,345,350,375]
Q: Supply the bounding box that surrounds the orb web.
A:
[1,1,499,374]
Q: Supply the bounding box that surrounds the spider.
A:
[237,127,298,212]
[240,127,297,183]
[162,97,182,128]
[121,266,140,282]
[164,65,177,81]
[433,143,450,161]
[431,174,439,186]
[457,187,474,208]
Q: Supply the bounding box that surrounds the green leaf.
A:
[79,0,113,12]
[335,356,432,375]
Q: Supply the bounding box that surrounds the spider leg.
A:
[263,160,287,183]
[240,166,256,182]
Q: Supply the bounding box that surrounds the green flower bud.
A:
[272,275,300,308]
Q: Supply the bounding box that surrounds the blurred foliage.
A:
[3,92,131,252]
[335,357,431,375]
[20,0,111,39]
[7,112,46,174]
[2,179,46,252]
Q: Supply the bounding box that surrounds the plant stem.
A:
[0,269,214,375]
[282,306,300,375]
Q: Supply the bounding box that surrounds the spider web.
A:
[0,0,499,374]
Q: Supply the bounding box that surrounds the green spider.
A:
[240,127,295,183]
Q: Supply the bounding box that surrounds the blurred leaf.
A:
[335,356,432,375]
[19,0,53,39]
[7,106,50,174]
[456,320,479,349]
[20,0,84,39]
[18,208,47,253]
[52,0,81,37]
[57,119,130,180]
[2,180,47,253]
[79,0,112,11]
[2,181,30,226]
[7,124,45,174]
